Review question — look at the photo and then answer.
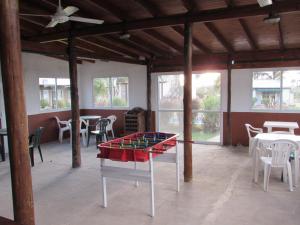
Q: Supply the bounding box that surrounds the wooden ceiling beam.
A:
[181,0,197,12]
[238,18,258,50]
[27,1,300,42]
[122,35,170,57]
[172,26,211,53]
[83,36,140,58]
[21,40,145,65]
[153,48,300,72]
[103,34,158,57]
[90,0,127,21]
[134,0,164,17]
[224,0,234,8]
[143,29,183,53]
[278,22,285,50]
[204,22,234,53]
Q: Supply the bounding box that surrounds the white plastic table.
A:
[263,121,299,134]
[251,133,300,187]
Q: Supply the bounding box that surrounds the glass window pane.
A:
[282,70,300,110]
[158,75,184,110]
[39,78,56,110]
[111,77,129,107]
[252,71,281,110]
[192,112,220,142]
[159,111,183,138]
[93,78,110,107]
[56,78,70,109]
[192,72,221,111]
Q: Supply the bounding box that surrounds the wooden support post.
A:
[0,1,35,225]
[146,59,152,131]
[68,28,81,168]
[227,57,232,145]
[183,21,193,182]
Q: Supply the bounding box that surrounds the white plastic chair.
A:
[54,116,71,143]
[106,115,117,138]
[245,124,263,155]
[259,139,297,192]
[69,119,88,146]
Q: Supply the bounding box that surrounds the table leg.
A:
[253,149,260,183]
[149,152,155,217]
[289,128,295,134]
[134,162,139,187]
[100,159,107,208]
[267,127,272,133]
[0,135,5,161]
[294,151,299,187]
[176,143,180,192]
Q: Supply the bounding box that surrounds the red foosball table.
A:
[97,132,180,217]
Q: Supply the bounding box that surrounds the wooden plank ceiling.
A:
[16,0,300,70]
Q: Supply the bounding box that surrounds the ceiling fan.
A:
[20,0,104,28]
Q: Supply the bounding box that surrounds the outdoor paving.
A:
[0,139,300,225]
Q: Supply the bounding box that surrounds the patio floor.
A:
[0,139,300,225]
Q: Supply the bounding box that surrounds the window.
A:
[252,70,300,110]
[39,78,70,110]
[93,77,129,108]
[158,73,221,143]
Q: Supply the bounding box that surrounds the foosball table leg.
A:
[134,162,139,187]
[102,176,107,208]
[149,152,155,217]
[176,143,180,192]
[100,158,107,208]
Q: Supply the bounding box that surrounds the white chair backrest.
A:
[106,115,117,130]
[55,116,61,128]
[269,140,298,167]
[245,124,263,139]
[80,119,88,129]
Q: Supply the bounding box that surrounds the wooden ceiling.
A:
[17,0,300,71]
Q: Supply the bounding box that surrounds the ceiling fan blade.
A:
[63,6,79,16]
[19,13,52,17]
[46,19,59,28]
[69,16,104,25]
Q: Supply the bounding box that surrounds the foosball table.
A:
[97,132,180,217]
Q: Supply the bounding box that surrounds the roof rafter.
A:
[172,26,211,53]
[27,1,300,43]
[181,0,197,12]
[204,22,234,53]
[278,22,285,50]
[143,29,183,53]
[238,18,258,50]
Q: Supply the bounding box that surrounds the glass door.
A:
[157,72,221,144]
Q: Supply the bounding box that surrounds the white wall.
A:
[79,60,147,109]
[15,53,147,116]
[22,53,71,115]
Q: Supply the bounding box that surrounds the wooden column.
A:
[226,57,232,145]
[146,59,152,131]
[68,30,81,168]
[0,1,35,225]
[183,21,193,182]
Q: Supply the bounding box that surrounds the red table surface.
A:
[97,132,177,162]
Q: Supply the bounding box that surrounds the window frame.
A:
[39,77,71,112]
[251,69,300,112]
[92,76,130,109]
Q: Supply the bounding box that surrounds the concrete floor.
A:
[0,140,300,225]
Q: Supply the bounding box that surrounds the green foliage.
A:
[94,79,108,97]
[57,99,70,108]
[201,95,220,133]
[40,99,49,109]
[112,96,127,107]
[201,95,220,110]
